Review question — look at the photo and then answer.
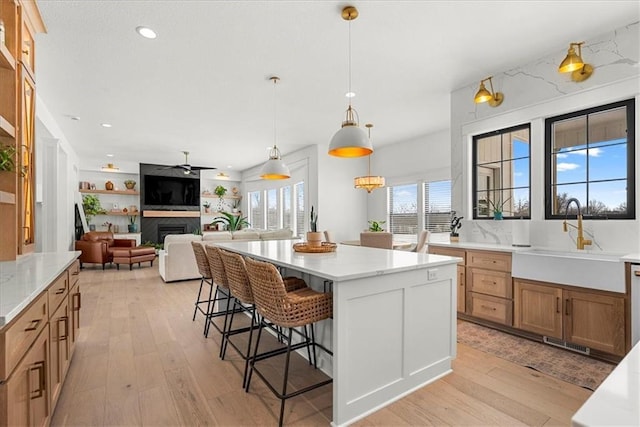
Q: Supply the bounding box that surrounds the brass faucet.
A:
[563,198,592,250]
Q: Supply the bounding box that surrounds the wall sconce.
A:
[474,76,503,107]
[558,42,593,82]
[101,163,119,172]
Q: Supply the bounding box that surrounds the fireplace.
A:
[158,224,187,243]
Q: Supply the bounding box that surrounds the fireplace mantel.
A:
[143,211,200,218]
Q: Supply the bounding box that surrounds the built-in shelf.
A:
[202,211,240,217]
[0,44,16,71]
[143,210,200,218]
[0,191,16,205]
[96,211,139,216]
[0,115,16,138]
[201,194,241,200]
[79,189,140,195]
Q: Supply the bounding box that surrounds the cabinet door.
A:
[3,325,49,427]
[69,282,81,357]
[513,280,562,339]
[457,265,466,313]
[18,68,35,254]
[49,297,70,409]
[564,290,626,356]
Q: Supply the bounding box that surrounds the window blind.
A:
[424,180,452,232]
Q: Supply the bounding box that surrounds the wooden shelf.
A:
[202,211,240,217]
[0,115,16,138]
[79,189,139,195]
[0,44,16,71]
[0,191,16,205]
[96,211,139,216]
[201,194,241,200]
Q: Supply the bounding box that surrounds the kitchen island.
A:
[214,239,460,426]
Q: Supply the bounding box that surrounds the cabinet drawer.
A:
[428,246,466,265]
[469,292,512,326]
[0,292,48,381]
[48,271,69,313]
[467,250,511,271]
[68,260,80,288]
[469,268,512,298]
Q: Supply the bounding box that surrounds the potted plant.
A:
[368,220,385,232]
[203,200,212,213]
[82,194,105,229]
[450,212,463,242]
[127,214,138,233]
[0,145,16,172]
[211,211,250,232]
[307,206,322,247]
[488,197,511,220]
[124,179,136,190]
[231,198,240,213]
[214,185,227,210]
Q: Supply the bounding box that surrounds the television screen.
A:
[144,175,200,207]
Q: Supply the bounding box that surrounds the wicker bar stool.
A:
[190,242,216,336]
[203,245,234,339]
[218,249,308,388]
[244,256,333,427]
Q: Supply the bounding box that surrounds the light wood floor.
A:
[51,262,592,426]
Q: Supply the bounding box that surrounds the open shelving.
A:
[79,189,139,195]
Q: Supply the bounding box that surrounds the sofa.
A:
[158,229,296,282]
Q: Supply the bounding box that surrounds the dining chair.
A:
[360,231,393,249]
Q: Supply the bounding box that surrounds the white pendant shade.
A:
[260,147,290,180]
[328,124,372,158]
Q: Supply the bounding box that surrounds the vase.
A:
[105,181,114,191]
[307,231,323,248]
[128,224,137,233]
[493,211,503,220]
[125,182,135,190]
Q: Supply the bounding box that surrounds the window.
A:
[545,99,635,219]
[424,180,451,232]
[266,188,278,229]
[282,186,291,230]
[249,190,263,229]
[294,182,305,235]
[388,184,418,235]
[473,124,531,219]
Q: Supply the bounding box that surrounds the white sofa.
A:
[158,229,296,282]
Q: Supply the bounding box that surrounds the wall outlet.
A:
[427,269,438,281]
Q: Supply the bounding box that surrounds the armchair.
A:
[75,231,136,269]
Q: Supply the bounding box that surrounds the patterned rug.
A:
[457,321,615,391]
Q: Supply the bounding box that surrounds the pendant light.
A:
[260,76,291,180]
[328,6,372,158]
[354,124,385,193]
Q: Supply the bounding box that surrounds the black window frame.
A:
[472,123,532,220]
[544,98,635,220]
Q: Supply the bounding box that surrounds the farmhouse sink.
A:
[511,249,626,293]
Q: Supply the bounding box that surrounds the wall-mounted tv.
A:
[144,175,200,207]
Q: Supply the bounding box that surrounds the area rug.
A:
[457,321,615,391]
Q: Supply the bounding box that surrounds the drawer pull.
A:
[55,288,66,295]
[480,305,497,311]
[24,318,41,332]
[60,316,69,340]
[565,298,571,316]
[29,361,45,400]
[73,292,82,310]
[71,269,80,276]
[634,271,640,277]
[556,297,560,314]
[481,280,497,286]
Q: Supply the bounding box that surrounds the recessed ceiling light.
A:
[106,154,114,157]
[101,123,112,128]
[345,92,356,98]
[136,26,157,39]
[227,165,233,169]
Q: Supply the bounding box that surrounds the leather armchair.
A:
[75,231,136,269]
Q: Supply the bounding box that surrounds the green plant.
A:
[203,201,211,208]
[82,194,105,223]
[488,197,511,214]
[128,214,137,225]
[368,220,385,232]
[214,185,227,197]
[211,211,250,231]
[124,179,136,188]
[0,145,16,172]
[193,227,202,236]
[142,240,163,250]
[309,206,318,232]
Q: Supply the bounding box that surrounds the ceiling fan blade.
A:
[189,166,217,171]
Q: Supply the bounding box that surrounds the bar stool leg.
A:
[221,298,239,360]
[192,277,205,321]
[219,295,234,359]
[245,317,265,392]
[241,308,257,389]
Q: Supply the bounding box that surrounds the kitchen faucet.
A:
[563,198,592,250]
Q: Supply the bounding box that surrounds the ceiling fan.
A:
[161,151,217,175]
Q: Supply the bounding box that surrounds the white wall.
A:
[35,95,81,252]
[450,22,639,253]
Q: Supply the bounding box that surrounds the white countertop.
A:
[621,253,640,263]
[213,239,460,281]
[572,342,640,427]
[0,251,80,327]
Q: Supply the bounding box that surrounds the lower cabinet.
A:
[514,279,626,356]
[0,325,50,427]
[69,281,81,358]
[49,297,70,409]
[428,246,466,313]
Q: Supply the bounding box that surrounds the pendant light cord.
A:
[348,16,352,108]
[273,77,277,150]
